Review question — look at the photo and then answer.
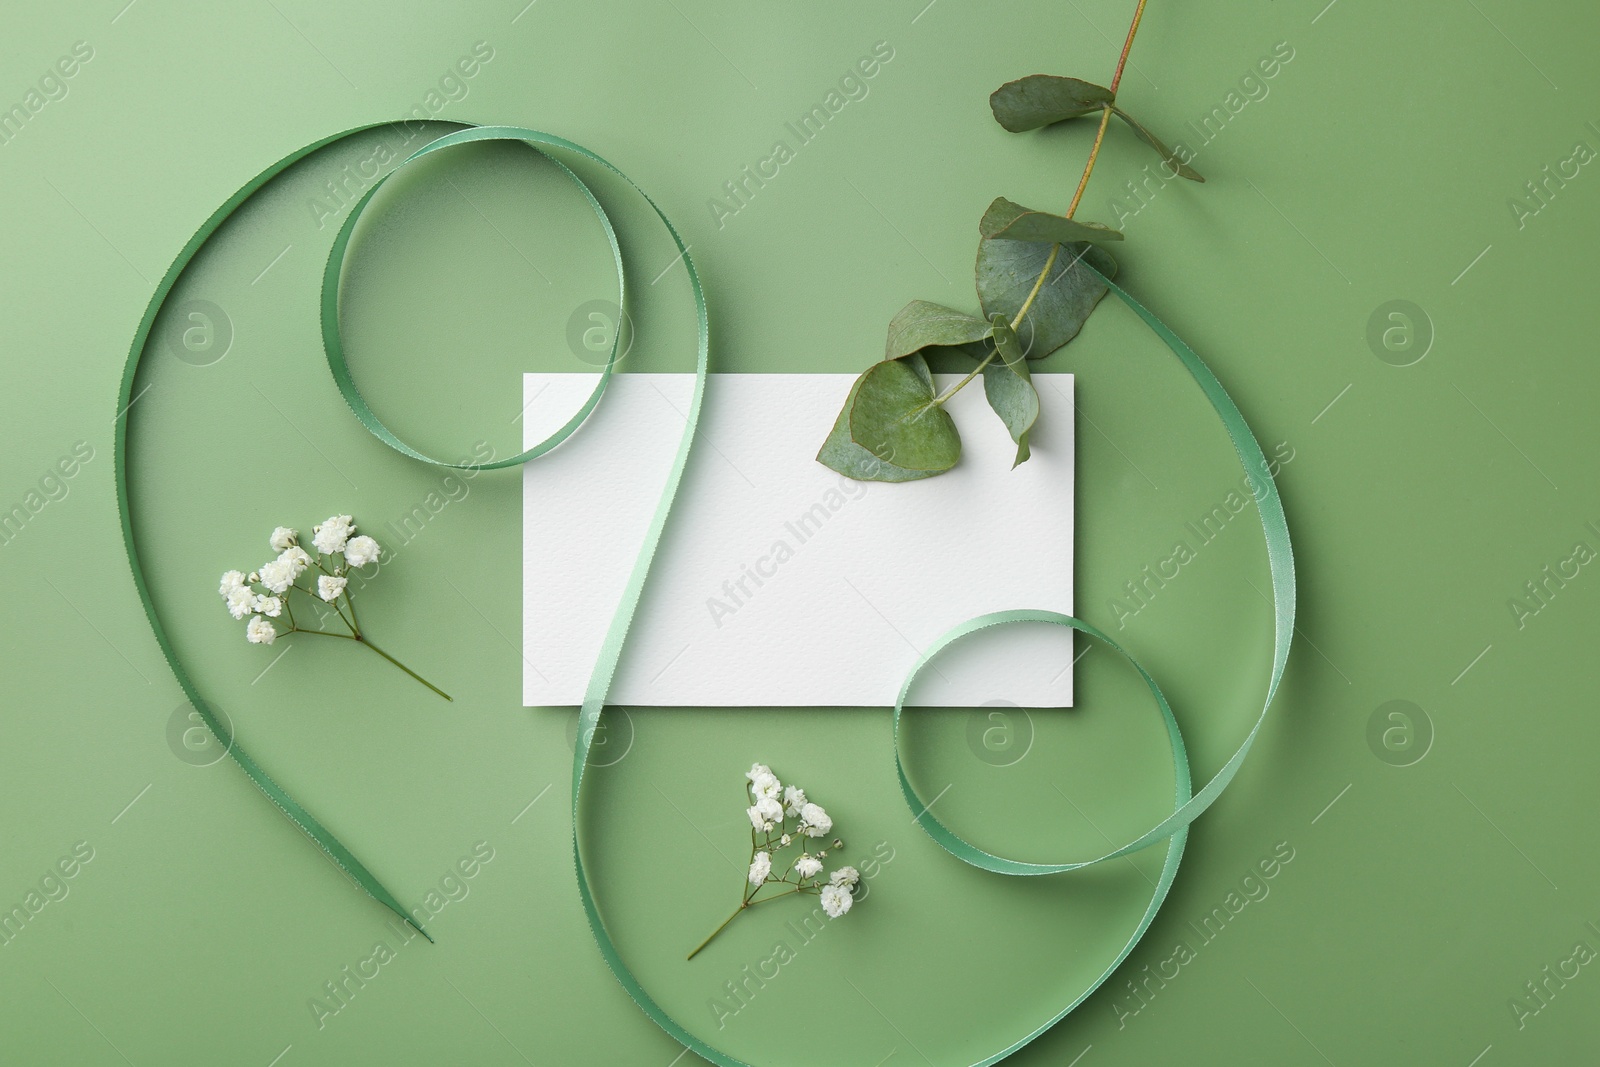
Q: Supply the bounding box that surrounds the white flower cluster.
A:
[743,762,858,920]
[217,516,381,645]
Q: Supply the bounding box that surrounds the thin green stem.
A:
[688,902,746,960]
[1109,0,1150,93]
[1064,104,1115,221]
[1010,244,1062,332]
[687,887,807,960]
[359,637,452,702]
[289,627,360,640]
[927,346,999,409]
[287,628,451,701]
[342,587,362,634]
[746,887,804,907]
[1010,0,1149,339]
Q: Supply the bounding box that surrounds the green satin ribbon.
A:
[117,120,1292,1065]
[885,267,1296,1063]
[116,122,635,943]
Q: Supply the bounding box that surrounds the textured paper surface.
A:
[522,373,1074,707]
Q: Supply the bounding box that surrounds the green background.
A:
[1,0,1595,1063]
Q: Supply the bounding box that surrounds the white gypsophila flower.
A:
[820,882,853,918]
[755,796,783,823]
[780,834,792,847]
[246,616,277,645]
[251,594,283,618]
[225,585,255,620]
[745,762,772,783]
[219,570,247,596]
[317,575,348,603]
[829,866,860,887]
[795,855,823,879]
[750,771,782,800]
[313,514,355,555]
[343,534,380,568]
[799,802,832,838]
[282,546,311,577]
[783,784,807,816]
[269,526,297,552]
[258,557,296,594]
[748,851,772,885]
[747,805,766,831]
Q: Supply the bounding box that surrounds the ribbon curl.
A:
[116,121,1292,1066]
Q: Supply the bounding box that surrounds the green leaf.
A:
[1111,107,1204,182]
[983,317,1039,467]
[977,195,1029,239]
[989,75,1114,133]
[990,313,1028,372]
[848,359,962,473]
[982,196,1122,246]
[975,200,1117,360]
[901,351,934,392]
[884,300,995,359]
[817,372,945,482]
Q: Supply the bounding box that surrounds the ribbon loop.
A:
[118,120,1291,1067]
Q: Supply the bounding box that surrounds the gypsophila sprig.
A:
[686,762,862,960]
[216,516,451,701]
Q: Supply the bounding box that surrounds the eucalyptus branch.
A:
[1016,0,1147,330]
[819,0,1201,482]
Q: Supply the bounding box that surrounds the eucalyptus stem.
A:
[1010,244,1062,332]
[1064,105,1115,221]
[1011,0,1148,333]
[929,346,999,408]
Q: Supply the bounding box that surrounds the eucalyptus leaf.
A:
[990,313,1028,372]
[848,359,962,473]
[983,318,1039,466]
[990,75,1114,133]
[902,350,935,392]
[983,196,1123,245]
[884,300,995,359]
[976,200,1117,360]
[1111,106,1204,182]
[817,373,944,482]
[977,196,1029,239]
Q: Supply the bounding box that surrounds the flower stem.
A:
[686,887,806,960]
[290,628,452,701]
[359,637,453,702]
[688,903,746,960]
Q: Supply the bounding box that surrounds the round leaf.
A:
[983,196,1123,245]
[983,318,1039,467]
[885,300,995,359]
[848,359,962,473]
[1111,106,1205,182]
[975,210,1117,360]
[990,75,1114,133]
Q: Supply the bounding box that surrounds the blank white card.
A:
[522,373,1074,707]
